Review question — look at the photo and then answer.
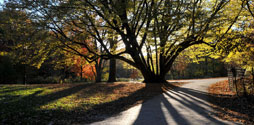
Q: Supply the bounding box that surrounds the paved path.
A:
[90,78,235,125]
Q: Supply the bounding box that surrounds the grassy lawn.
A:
[0,82,182,124]
[208,80,254,124]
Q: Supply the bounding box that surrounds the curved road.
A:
[90,78,235,125]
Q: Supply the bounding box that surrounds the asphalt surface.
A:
[90,78,236,125]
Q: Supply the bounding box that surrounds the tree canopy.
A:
[3,0,253,83]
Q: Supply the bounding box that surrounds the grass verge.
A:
[0,82,183,124]
[208,80,254,124]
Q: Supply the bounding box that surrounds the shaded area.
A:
[1,84,93,124]
[2,80,250,124]
[133,90,189,125]
[80,84,164,124]
[0,83,132,124]
[208,81,254,124]
[133,83,229,125]
[0,83,164,124]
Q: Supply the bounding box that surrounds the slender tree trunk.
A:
[95,60,102,83]
[205,56,208,76]
[80,65,83,81]
[23,64,26,85]
[252,67,254,93]
[242,77,247,97]
[108,58,116,82]
[170,70,174,80]
[234,76,239,96]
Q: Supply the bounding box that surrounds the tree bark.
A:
[142,73,167,83]
[96,68,102,82]
[95,60,102,83]
[252,67,254,93]
[107,30,117,83]
[23,64,27,85]
[80,65,83,81]
[108,58,116,82]
[205,56,208,76]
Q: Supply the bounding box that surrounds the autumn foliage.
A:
[70,48,96,81]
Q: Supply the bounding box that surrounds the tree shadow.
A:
[133,83,230,125]
[2,82,252,124]
[0,83,127,124]
[52,83,252,124]
[133,92,189,125]
[2,83,162,124]
[75,84,164,124]
[134,83,253,124]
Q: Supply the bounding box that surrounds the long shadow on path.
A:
[133,84,234,125]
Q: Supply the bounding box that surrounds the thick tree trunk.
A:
[142,74,167,83]
[141,69,167,83]
[108,58,116,82]
[135,52,175,84]
[107,30,117,83]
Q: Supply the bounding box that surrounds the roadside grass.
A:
[208,80,254,124]
[0,82,183,124]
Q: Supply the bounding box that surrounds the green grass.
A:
[0,83,157,124]
[0,82,183,124]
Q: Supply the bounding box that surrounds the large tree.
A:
[7,0,245,83]
[0,7,55,84]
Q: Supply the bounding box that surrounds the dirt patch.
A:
[208,80,254,124]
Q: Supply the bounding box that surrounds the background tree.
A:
[107,30,118,82]
[0,7,55,84]
[169,44,227,79]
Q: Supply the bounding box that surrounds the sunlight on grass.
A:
[0,83,151,124]
[39,89,124,111]
[0,82,186,124]
[0,86,43,103]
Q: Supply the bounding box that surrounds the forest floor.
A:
[0,82,184,124]
[208,80,254,124]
